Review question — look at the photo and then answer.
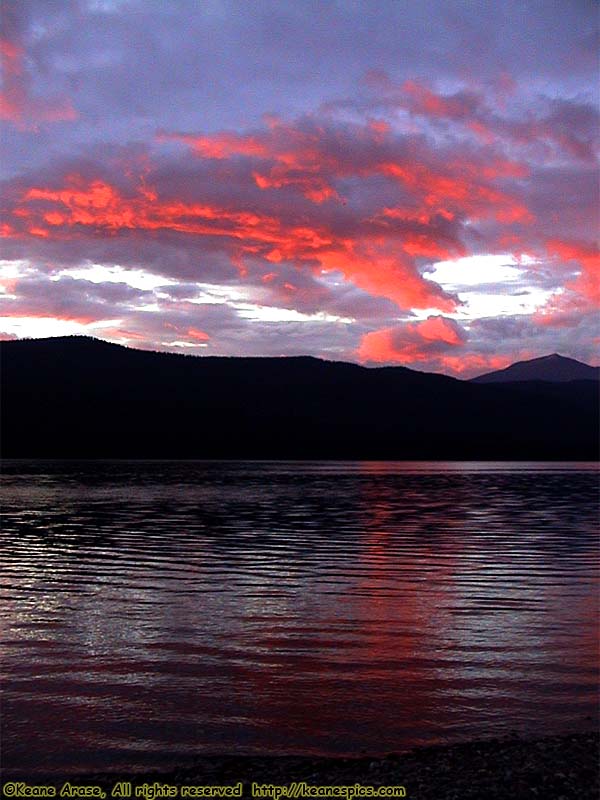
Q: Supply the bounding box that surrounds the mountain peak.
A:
[471,353,598,383]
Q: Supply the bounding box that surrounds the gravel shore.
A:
[2,732,598,800]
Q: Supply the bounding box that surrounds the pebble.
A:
[3,731,598,800]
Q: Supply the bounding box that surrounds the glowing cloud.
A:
[1,0,597,373]
[358,316,466,365]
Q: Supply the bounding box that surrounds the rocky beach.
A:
[3,732,598,800]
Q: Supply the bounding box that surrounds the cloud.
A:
[0,0,597,374]
[358,316,466,364]
[545,239,599,305]
[3,118,480,311]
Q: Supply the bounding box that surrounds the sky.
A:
[1,0,598,377]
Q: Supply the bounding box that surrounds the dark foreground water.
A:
[1,461,598,775]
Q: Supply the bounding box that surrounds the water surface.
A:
[1,461,598,774]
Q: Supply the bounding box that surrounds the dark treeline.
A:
[1,336,598,459]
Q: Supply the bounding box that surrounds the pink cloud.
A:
[358,316,466,364]
[546,239,600,305]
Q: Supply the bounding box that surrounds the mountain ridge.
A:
[1,336,597,459]
[5,335,597,382]
[471,353,599,384]
[0,335,454,379]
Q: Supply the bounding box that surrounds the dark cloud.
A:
[0,274,150,322]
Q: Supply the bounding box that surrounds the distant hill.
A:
[471,354,599,384]
[1,336,598,459]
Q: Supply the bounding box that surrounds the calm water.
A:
[1,461,598,775]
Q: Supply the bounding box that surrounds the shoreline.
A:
[2,731,598,800]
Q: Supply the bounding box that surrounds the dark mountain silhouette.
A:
[1,336,597,459]
[471,353,599,383]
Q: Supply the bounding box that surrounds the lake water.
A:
[1,461,598,775]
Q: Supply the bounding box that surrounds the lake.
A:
[1,461,598,775]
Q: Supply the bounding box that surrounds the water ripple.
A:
[1,460,598,774]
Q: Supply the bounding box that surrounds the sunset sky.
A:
[1,0,598,376]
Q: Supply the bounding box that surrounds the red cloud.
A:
[0,309,98,324]
[358,320,522,377]
[547,239,600,305]
[160,123,341,204]
[401,80,479,120]
[378,78,598,163]
[253,170,339,204]
[378,160,533,224]
[4,170,457,311]
[187,327,210,341]
[159,108,535,246]
[358,316,466,364]
[439,353,516,375]
[5,95,579,327]
[416,316,464,345]
[158,130,269,159]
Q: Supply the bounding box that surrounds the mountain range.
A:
[1,336,597,459]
